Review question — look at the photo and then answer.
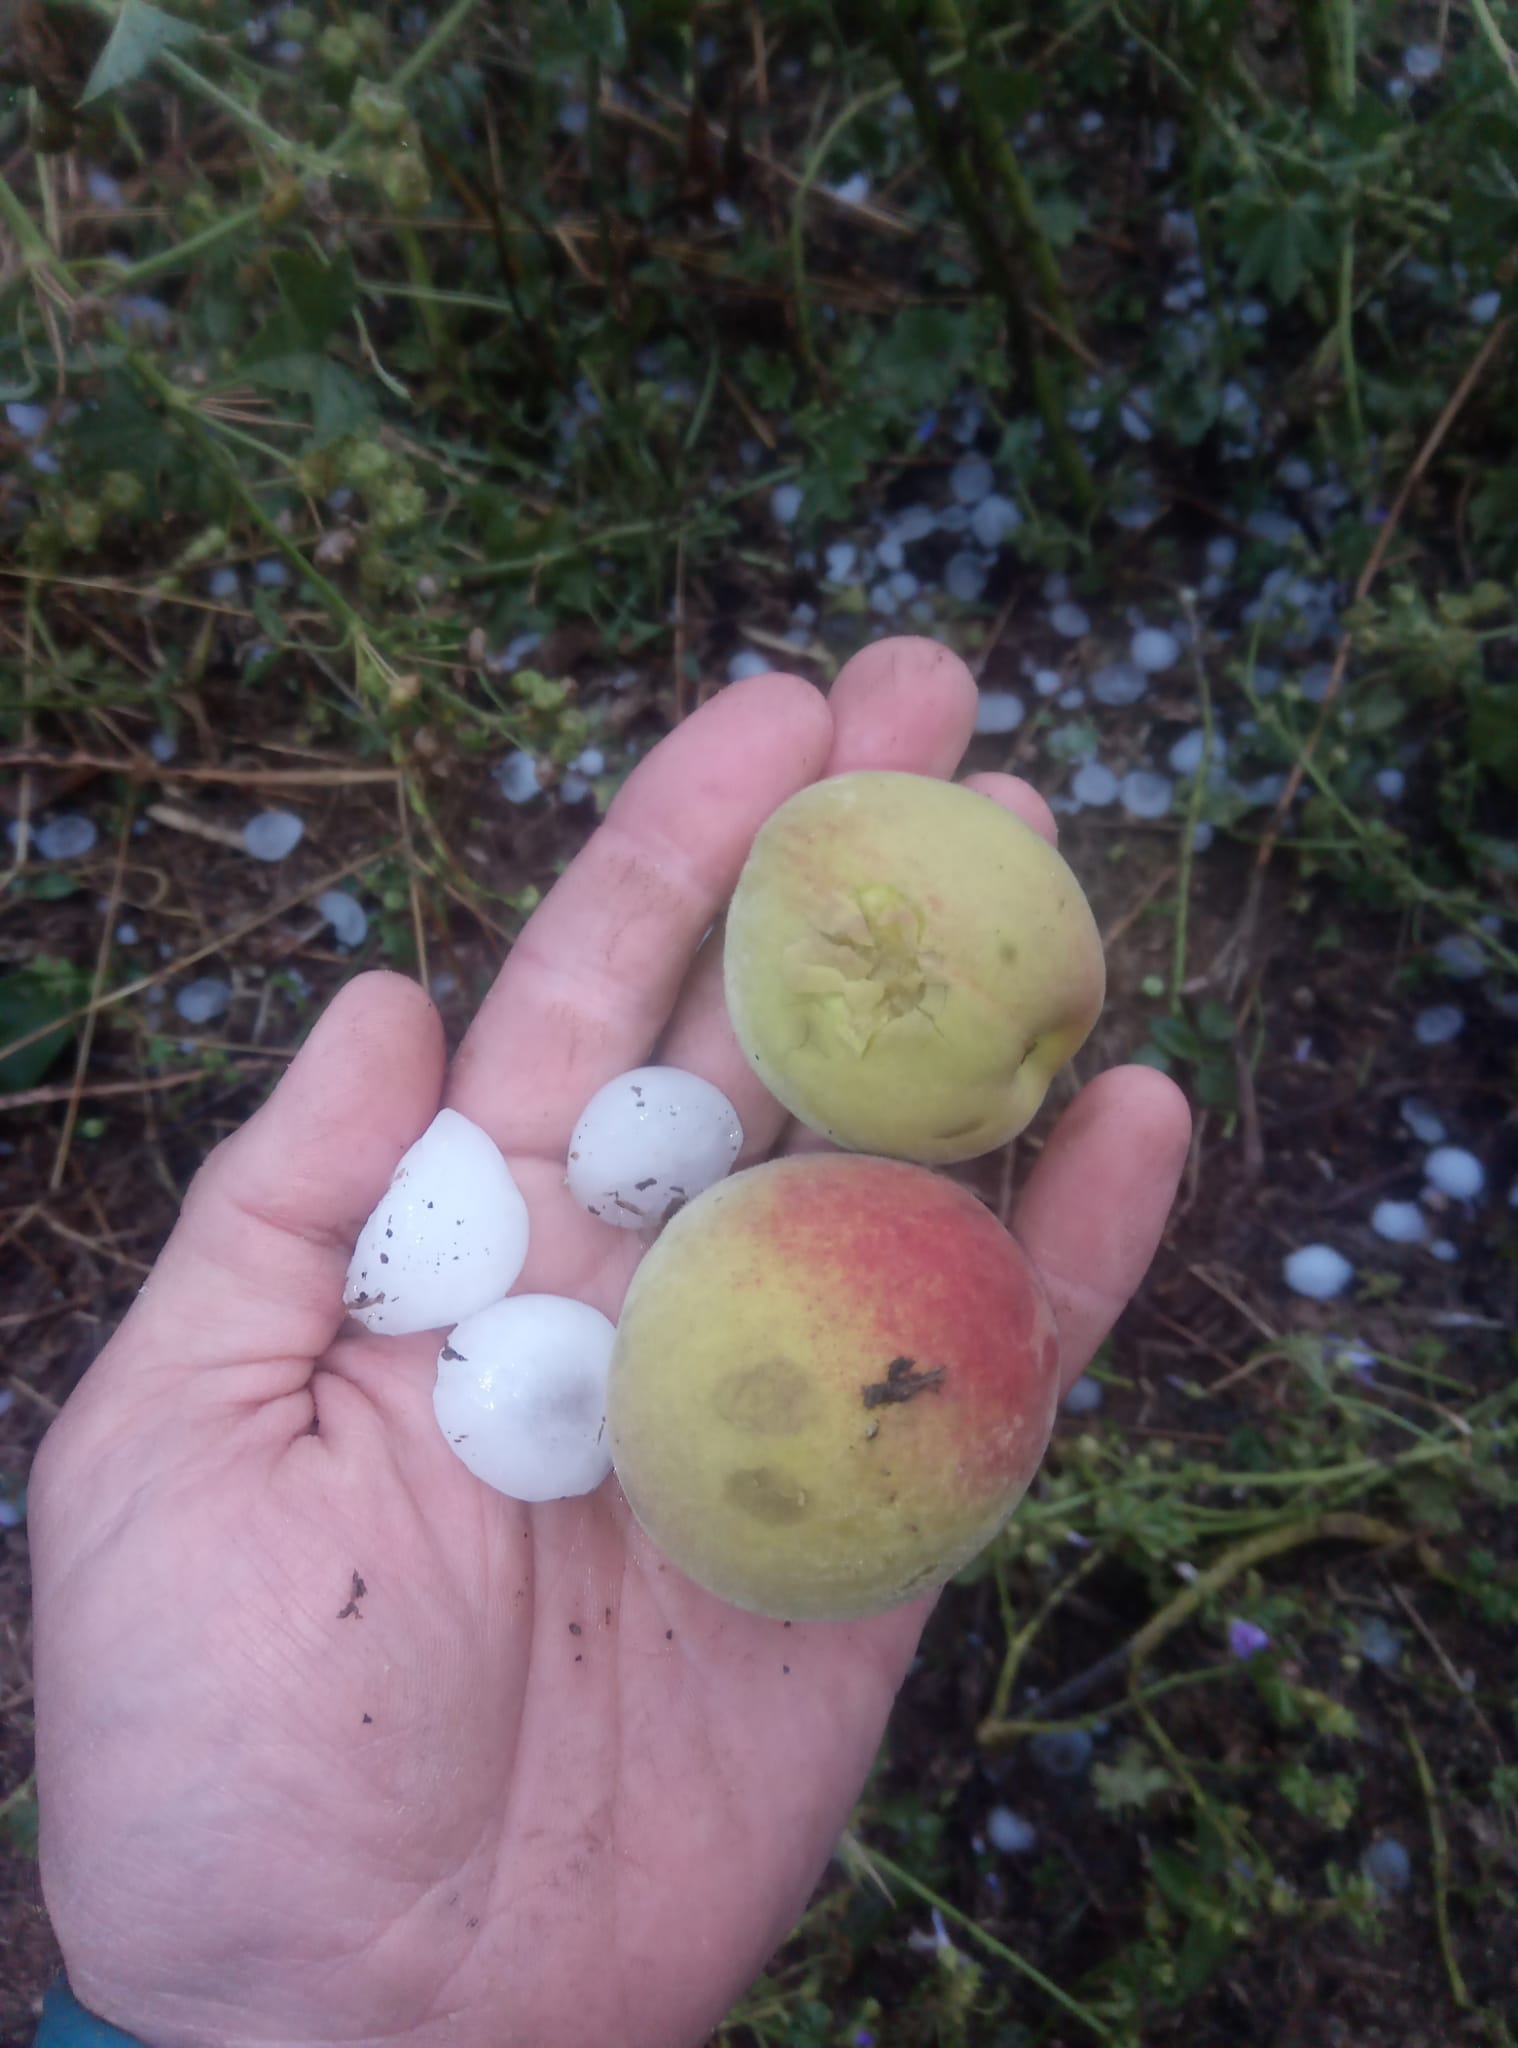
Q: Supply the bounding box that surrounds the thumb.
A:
[107,972,445,1388]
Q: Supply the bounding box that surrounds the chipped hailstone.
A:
[1371,1200,1425,1244]
[434,1295,615,1502]
[1434,933,1485,979]
[1362,1838,1412,1894]
[1071,761,1118,808]
[1356,1616,1403,1669]
[242,809,304,861]
[726,649,769,683]
[1120,771,1173,820]
[33,815,98,860]
[1050,601,1090,639]
[950,455,994,506]
[316,889,368,948]
[1283,1244,1353,1300]
[1469,291,1501,326]
[1403,43,1441,79]
[345,1108,530,1336]
[1131,627,1180,673]
[1091,662,1147,707]
[496,749,542,801]
[1413,1004,1463,1046]
[568,1066,742,1229]
[1424,1147,1484,1200]
[986,1807,1038,1855]
[1063,1374,1103,1415]
[945,553,989,603]
[1400,1097,1445,1145]
[174,976,231,1026]
[973,690,1025,735]
[824,542,858,582]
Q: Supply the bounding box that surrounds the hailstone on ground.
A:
[345,1108,529,1335]
[567,1066,743,1228]
[434,1295,616,1501]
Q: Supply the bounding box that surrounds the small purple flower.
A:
[1229,1618,1270,1660]
[853,2032,877,2047]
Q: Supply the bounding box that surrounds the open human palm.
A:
[30,640,1190,2048]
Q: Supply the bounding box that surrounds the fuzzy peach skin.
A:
[723,769,1106,1163]
[607,1153,1061,1621]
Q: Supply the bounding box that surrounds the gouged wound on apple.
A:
[606,1154,1062,1622]
[723,769,1106,1163]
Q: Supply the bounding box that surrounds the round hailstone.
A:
[560,773,591,804]
[892,504,939,545]
[174,976,231,1026]
[1355,1617,1402,1669]
[971,494,1022,548]
[116,922,138,945]
[1246,509,1303,549]
[824,542,859,583]
[945,553,989,603]
[1120,771,1173,820]
[1399,1097,1445,1145]
[973,690,1025,735]
[33,815,98,861]
[434,1295,615,1503]
[1429,1238,1458,1262]
[831,170,871,206]
[1168,728,1213,775]
[1433,933,1485,979]
[986,1807,1038,1855]
[242,809,304,861]
[573,746,606,777]
[1049,601,1090,640]
[868,582,900,618]
[254,558,290,589]
[1112,495,1161,532]
[1091,662,1148,707]
[495,749,542,802]
[1374,768,1405,800]
[1063,1374,1103,1416]
[1071,761,1119,808]
[1057,687,1086,710]
[1402,42,1440,78]
[1371,1200,1425,1244]
[1413,1004,1463,1046]
[568,1066,742,1229]
[1279,458,1314,492]
[1188,820,1216,852]
[1423,1147,1484,1200]
[316,889,369,948]
[726,649,770,684]
[344,1108,530,1336]
[1030,1729,1094,1779]
[1237,299,1269,327]
[208,566,240,600]
[1362,1839,1412,1895]
[1468,291,1501,326]
[1033,669,1062,697]
[950,455,994,506]
[1283,1244,1354,1300]
[1131,626,1180,674]
[874,535,905,573]
[1206,535,1238,573]
[770,483,803,526]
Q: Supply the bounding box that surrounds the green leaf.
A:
[1093,1745,1175,1816]
[1149,1014,1203,1062]
[79,0,199,106]
[1196,998,1235,1044]
[0,1776,37,1857]
[0,960,90,1092]
[271,250,357,350]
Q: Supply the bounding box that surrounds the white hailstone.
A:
[830,171,871,206]
[1033,668,1063,697]
[242,809,304,861]
[148,728,178,764]
[1356,1616,1403,1668]
[726,649,769,684]
[1206,535,1238,573]
[950,455,994,506]
[868,582,900,617]
[1279,458,1314,492]
[116,921,138,945]
[1237,300,1269,327]
[495,748,542,802]
[1049,601,1090,639]
[825,542,859,582]
[875,535,905,573]
[1112,496,1161,531]
[1078,109,1104,134]
[316,889,368,948]
[1362,1839,1412,1894]
[892,504,939,544]
[938,505,971,534]
[207,566,240,600]
[5,400,47,439]
[1300,664,1334,703]
[560,773,591,804]
[1468,291,1501,326]
[568,1066,742,1229]
[1043,571,1070,602]
[345,1108,529,1336]
[174,976,231,1026]
[1131,627,1180,673]
[1423,1147,1484,1200]
[1413,1004,1463,1046]
[1091,662,1148,707]
[1071,761,1118,807]
[889,570,920,602]
[1371,1200,1425,1244]
[973,690,1025,735]
[713,196,742,228]
[945,553,989,603]
[986,1807,1038,1855]
[1057,687,1086,710]
[971,494,1022,548]
[1434,933,1486,979]
[1400,1097,1445,1145]
[434,1295,614,1503]
[573,746,606,777]
[33,815,98,860]
[1429,1239,1458,1262]
[1188,820,1215,852]
[1068,403,1103,431]
[770,483,803,526]
[1246,509,1303,549]
[1063,1374,1103,1415]
[1168,729,1213,775]
[1403,43,1441,78]
[491,631,543,673]
[1283,1244,1354,1300]
[254,557,290,588]
[1120,770,1173,820]
[1374,768,1406,800]
[1120,394,1153,442]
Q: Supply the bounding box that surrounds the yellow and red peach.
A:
[606,1153,1061,1621]
[723,770,1105,1163]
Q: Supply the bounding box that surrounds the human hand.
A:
[29,639,1190,2048]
